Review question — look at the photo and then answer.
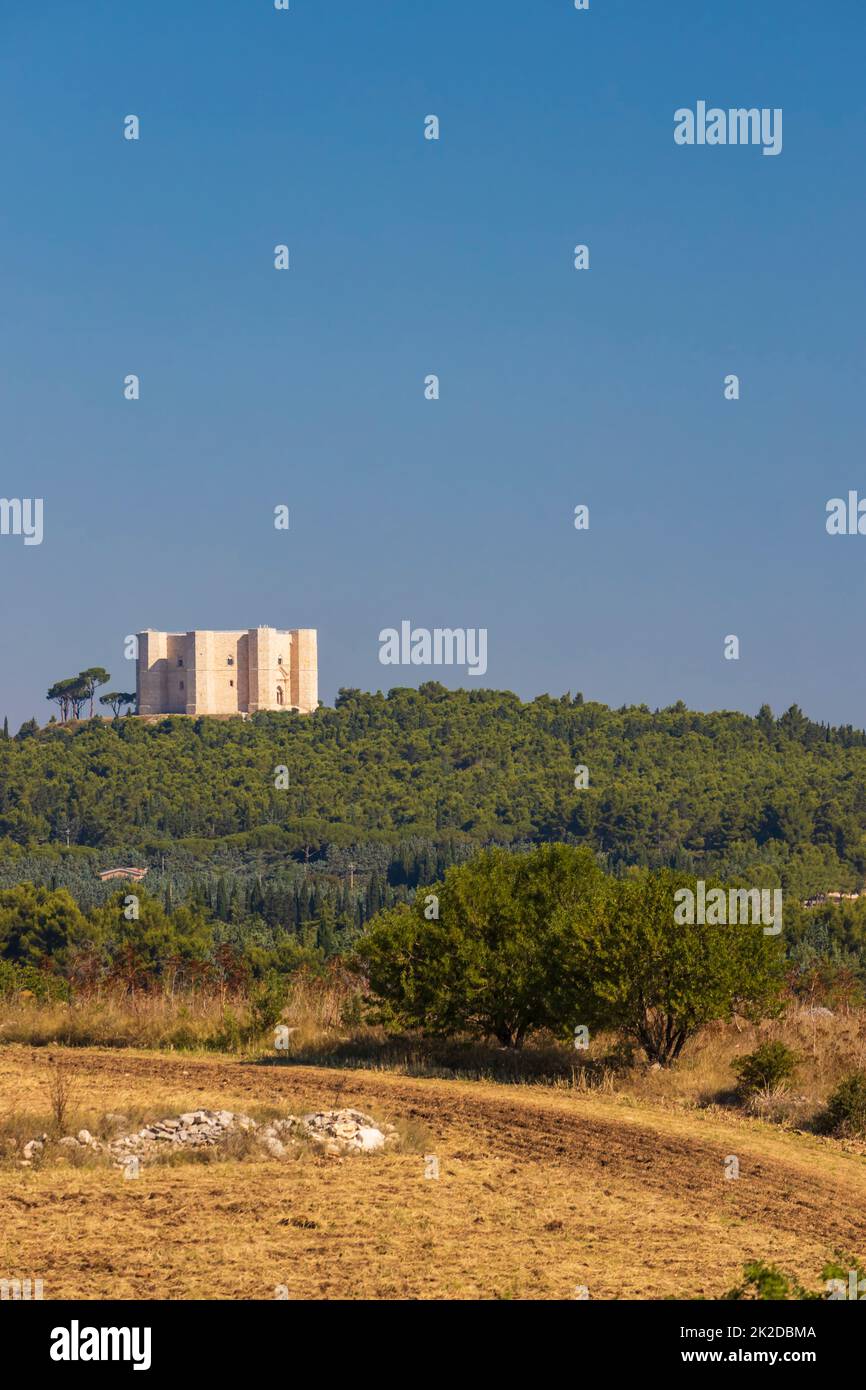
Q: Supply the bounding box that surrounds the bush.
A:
[573,873,783,1064]
[208,1008,244,1053]
[823,1071,866,1137]
[0,959,70,1003]
[723,1254,866,1300]
[248,972,287,1039]
[357,852,785,1059]
[732,1041,799,1095]
[723,1260,807,1300]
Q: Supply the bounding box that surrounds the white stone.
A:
[354,1127,385,1152]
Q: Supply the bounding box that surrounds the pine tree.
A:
[215,878,231,921]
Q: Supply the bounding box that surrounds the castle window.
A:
[277,655,283,665]
[227,656,234,666]
[229,680,234,688]
[276,687,284,705]
[177,659,183,667]
[179,681,184,690]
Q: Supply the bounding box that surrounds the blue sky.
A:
[1,0,865,729]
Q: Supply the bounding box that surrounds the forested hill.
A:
[1,685,866,895]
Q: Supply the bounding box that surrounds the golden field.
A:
[2,1028,866,1300]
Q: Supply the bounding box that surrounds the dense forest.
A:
[2,686,866,904]
[1,685,866,995]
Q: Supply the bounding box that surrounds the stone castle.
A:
[136,628,317,716]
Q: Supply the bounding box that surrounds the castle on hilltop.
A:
[136,627,317,716]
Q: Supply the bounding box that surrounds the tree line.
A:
[0,847,793,1065]
[0,686,865,903]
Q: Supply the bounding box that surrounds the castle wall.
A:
[136,630,167,715]
[291,629,318,711]
[135,626,316,716]
[164,634,189,713]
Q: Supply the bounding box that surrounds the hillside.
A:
[2,687,866,900]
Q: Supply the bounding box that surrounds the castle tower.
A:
[291,629,318,711]
[135,627,317,716]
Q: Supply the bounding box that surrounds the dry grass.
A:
[0,972,359,1053]
[1,1045,866,1300]
[615,1007,866,1128]
[4,990,866,1127]
[0,991,246,1050]
[46,1055,80,1135]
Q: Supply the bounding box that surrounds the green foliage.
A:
[1,690,864,899]
[0,958,70,1002]
[5,686,866,1003]
[357,844,605,1046]
[0,884,90,969]
[822,1071,866,1137]
[732,1041,799,1095]
[723,1254,866,1300]
[357,848,784,1058]
[820,1254,866,1297]
[78,668,111,719]
[48,668,110,722]
[248,971,288,1037]
[565,871,784,1063]
[99,692,136,718]
[723,1261,814,1301]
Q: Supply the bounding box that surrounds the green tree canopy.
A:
[0,884,90,968]
[566,871,785,1063]
[357,844,607,1046]
[357,851,785,1059]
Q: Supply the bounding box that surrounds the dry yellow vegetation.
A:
[2,1044,866,1300]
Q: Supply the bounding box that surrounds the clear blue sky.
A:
[2,0,864,729]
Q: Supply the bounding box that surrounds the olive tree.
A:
[356,843,606,1047]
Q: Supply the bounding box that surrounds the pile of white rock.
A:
[19,1107,396,1167]
[301,1108,396,1155]
[108,1109,256,1163]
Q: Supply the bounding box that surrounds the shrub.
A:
[823,1070,866,1137]
[572,873,784,1064]
[723,1260,818,1301]
[0,958,70,1003]
[248,972,287,1039]
[732,1042,799,1095]
[723,1255,866,1300]
[46,1055,79,1134]
[208,1008,244,1053]
[357,853,785,1060]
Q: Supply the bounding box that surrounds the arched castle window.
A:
[276,688,284,705]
